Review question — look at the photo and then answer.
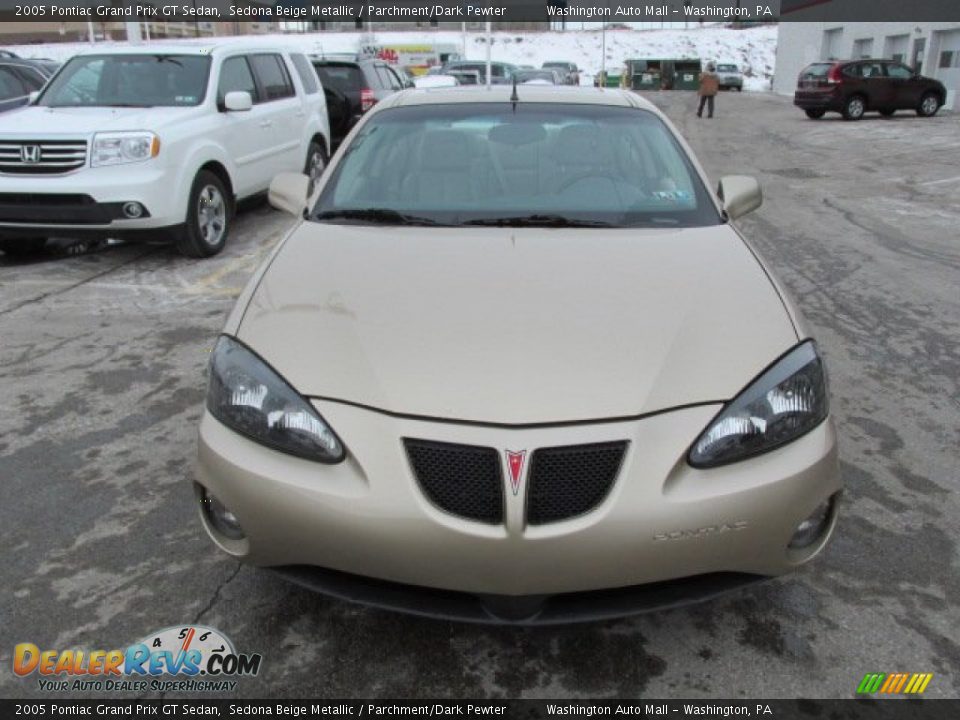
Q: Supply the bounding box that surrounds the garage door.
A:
[933,28,960,110]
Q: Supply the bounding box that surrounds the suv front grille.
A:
[404,439,504,524]
[0,140,88,174]
[526,441,628,525]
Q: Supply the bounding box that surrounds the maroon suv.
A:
[794,59,946,121]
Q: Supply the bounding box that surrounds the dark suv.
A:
[794,59,946,121]
[311,56,411,145]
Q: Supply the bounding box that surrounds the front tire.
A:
[0,237,47,256]
[175,170,231,258]
[805,108,826,119]
[842,95,866,121]
[917,92,941,117]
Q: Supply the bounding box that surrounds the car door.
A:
[216,54,273,198]
[248,53,302,180]
[854,61,891,109]
[884,62,923,108]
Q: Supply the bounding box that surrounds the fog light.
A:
[122,201,144,218]
[201,489,245,540]
[789,496,834,549]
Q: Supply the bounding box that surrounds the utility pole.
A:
[600,22,606,87]
[485,20,492,88]
[87,21,95,43]
[125,21,143,43]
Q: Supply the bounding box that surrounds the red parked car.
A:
[794,59,946,121]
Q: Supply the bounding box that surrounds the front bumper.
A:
[0,162,183,239]
[195,401,840,618]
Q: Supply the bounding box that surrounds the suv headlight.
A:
[688,341,828,468]
[207,335,345,463]
[91,131,160,167]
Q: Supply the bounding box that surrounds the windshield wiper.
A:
[463,214,613,228]
[313,208,449,226]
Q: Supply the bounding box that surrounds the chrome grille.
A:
[0,141,88,174]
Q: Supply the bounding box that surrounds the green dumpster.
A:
[625,59,664,91]
[673,59,703,91]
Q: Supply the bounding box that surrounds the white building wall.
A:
[774,22,960,110]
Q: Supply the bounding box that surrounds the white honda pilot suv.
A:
[0,42,329,257]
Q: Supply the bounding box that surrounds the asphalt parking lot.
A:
[1,90,958,699]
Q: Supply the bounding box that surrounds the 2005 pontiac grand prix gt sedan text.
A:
[193,86,841,624]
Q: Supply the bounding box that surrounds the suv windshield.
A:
[38,54,211,108]
[716,64,738,72]
[312,103,720,228]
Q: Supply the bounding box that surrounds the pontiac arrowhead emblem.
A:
[505,450,526,496]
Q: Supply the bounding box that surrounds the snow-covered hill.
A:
[5,24,777,91]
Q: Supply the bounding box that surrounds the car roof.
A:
[0,58,55,72]
[70,40,296,58]
[379,85,656,111]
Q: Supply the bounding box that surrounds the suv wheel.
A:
[304,141,328,196]
[842,95,866,121]
[805,109,826,119]
[0,237,47,256]
[917,92,940,117]
[175,170,231,258]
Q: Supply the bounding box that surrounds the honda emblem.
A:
[20,145,41,164]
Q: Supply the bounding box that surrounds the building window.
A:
[823,27,843,60]
[853,38,874,59]
[940,50,956,69]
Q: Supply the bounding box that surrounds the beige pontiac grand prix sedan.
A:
[194,86,841,623]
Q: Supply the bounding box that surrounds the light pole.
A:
[600,22,606,87]
[485,20,492,88]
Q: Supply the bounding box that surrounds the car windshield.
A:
[312,103,721,228]
[717,64,738,72]
[38,54,210,108]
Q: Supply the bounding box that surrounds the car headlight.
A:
[688,341,828,468]
[91,131,160,167]
[207,335,345,463]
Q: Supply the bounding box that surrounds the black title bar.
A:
[1,699,958,719]
[0,0,959,23]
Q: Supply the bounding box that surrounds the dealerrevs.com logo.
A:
[14,625,262,693]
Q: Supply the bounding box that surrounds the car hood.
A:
[0,106,190,136]
[237,223,798,425]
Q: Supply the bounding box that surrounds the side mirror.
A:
[28,91,40,104]
[223,90,252,112]
[717,175,762,220]
[268,172,310,217]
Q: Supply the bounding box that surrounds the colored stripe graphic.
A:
[857,672,932,694]
[857,673,885,694]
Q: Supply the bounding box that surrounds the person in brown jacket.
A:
[697,63,719,118]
